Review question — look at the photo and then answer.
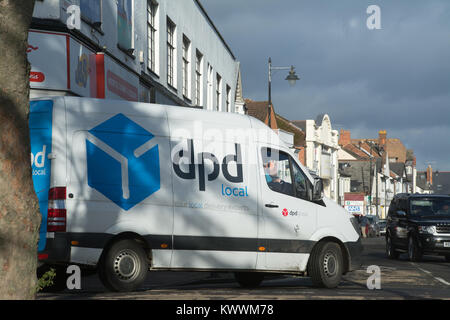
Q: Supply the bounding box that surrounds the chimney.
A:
[426,165,433,185]
[378,130,387,148]
[339,129,351,146]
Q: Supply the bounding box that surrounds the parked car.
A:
[386,193,450,262]
[378,219,387,236]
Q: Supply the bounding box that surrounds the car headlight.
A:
[418,226,436,234]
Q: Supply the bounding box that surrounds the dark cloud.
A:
[202,0,450,171]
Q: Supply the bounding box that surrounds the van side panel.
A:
[29,100,54,252]
[167,110,260,270]
[64,98,174,267]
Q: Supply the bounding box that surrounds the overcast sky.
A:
[201,0,450,172]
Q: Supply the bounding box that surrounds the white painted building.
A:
[292,114,339,201]
[29,0,243,112]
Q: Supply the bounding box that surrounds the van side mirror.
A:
[312,178,323,201]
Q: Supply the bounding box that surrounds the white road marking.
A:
[435,277,450,286]
[411,263,450,286]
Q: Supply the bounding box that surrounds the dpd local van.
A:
[30,97,362,291]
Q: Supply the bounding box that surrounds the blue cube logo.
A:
[86,114,160,210]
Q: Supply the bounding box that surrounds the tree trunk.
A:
[0,0,39,299]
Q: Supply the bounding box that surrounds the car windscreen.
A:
[410,198,450,217]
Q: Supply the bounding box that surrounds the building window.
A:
[167,17,176,88]
[182,35,191,99]
[207,63,213,110]
[80,0,102,26]
[147,0,158,73]
[226,85,231,112]
[195,50,203,106]
[117,0,134,51]
[216,73,222,111]
[139,83,156,103]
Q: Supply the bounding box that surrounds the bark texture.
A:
[0,0,39,299]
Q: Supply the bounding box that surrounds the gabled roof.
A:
[244,99,305,147]
[275,114,305,147]
[245,99,269,123]
[390,162,407,178]
[342,143,371,160]
[291,120,306,132]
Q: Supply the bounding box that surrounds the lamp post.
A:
[267,57,300,128]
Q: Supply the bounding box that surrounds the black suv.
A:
[385,193,450,262]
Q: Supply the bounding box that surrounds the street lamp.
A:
[267,57,300,128]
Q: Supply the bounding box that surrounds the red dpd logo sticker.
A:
[282,208,289,216]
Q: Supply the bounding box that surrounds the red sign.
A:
[106,70,138,101]
[30,71,45,82]
[282,208,289,216]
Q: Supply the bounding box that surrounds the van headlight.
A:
[418,226,436,234]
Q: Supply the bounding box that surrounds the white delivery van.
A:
[30,97,362,292]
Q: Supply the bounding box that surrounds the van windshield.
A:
[410,198,450,217]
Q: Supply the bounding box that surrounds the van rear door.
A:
[29,100,54,252]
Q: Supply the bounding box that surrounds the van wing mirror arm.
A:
[312,177,323,202]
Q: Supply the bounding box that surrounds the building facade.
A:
[292,115,339,201]
[338,129,421,218]
[29,0,242,112]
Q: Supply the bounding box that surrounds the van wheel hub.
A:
[114,251,140,281]
[323,252,337,277]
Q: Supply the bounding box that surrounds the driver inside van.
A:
[263,160,293,196]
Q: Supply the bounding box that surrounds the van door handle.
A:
[265,203,279,208]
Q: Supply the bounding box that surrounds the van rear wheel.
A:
[308,241,343,288]
[98,239,148,292]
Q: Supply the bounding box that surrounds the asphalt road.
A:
[37,237,450,300]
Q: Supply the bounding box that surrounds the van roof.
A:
[38,96,284,147]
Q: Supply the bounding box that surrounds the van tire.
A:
[235,272,264,288]
[98,239,148,292]
[308,241,343,288]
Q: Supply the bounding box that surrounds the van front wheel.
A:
[98,239,148,292]
[308,242,343,288]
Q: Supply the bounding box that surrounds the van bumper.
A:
[344,238,364,272]
[38,233,71,265]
